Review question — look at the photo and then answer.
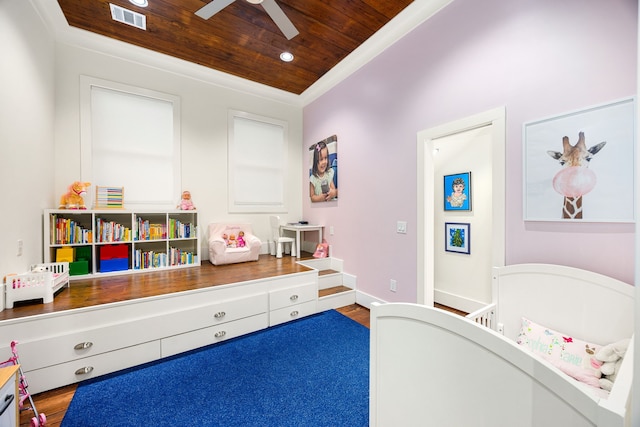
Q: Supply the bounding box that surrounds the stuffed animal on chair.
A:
[59,181,91,209]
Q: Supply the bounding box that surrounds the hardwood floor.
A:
[2,254,313,322]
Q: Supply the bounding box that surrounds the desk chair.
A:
[270,216,296,258]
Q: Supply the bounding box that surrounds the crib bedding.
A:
[370,263,633,427]
[516,316,606,388]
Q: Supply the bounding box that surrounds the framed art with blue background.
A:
[445,222,470,254]
[444,172,471,211]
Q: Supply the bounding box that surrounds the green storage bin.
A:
[69,260,89,276]
[75,246,92,262]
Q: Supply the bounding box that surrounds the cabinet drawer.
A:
[14,293,267,371]
[187,293,267,327]
[161,313,268,358]
[14,321,161,371]
[269,283,316,311]
[269,300,317,327]
[25,340,160,395]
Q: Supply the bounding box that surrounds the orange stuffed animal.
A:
[59,181,91,209]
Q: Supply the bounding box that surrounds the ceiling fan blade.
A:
[195,0,236,20]
[260,0,299,40]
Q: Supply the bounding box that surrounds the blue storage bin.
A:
[99,258,129,272]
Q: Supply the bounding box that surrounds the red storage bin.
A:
[100,244,128,260]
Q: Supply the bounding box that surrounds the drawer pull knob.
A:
[214,311,226,319]
[290,295,299,301]
[74,342,93,350]
[290,310,299,317]
[75,366,94,375]
[214,331,226,338]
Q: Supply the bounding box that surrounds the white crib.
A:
[5,262,70,308]
[370,263,634,427]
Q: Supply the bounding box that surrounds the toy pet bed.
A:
[5,262,69,308]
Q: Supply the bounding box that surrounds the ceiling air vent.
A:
[109,4,146,30]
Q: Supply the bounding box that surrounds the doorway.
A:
[416,107,506,310]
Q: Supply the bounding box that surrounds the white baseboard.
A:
[434,289,488,314]
[355,290,386,309]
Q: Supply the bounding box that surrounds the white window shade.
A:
[228,111,287,212]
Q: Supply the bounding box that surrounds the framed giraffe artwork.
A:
[523,97,635,222]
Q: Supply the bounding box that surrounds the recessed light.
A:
[129,0,148,7]
[280,52,294,62]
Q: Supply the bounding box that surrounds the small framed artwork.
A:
[444,172,471,211]
[445,222,470,254]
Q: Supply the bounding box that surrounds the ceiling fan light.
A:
[280,52,294,62]
[129,0,148,7]
[246,0,263,4]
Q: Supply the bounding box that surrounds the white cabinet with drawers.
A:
[0,269,318,394]
[269,282,317,326]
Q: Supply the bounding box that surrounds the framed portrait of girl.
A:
[309,135,338,203]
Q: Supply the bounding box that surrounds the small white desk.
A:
[280,224,323,258]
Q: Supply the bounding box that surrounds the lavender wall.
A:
[303,0,637,303]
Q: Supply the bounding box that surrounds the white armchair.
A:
[208,223,261,265]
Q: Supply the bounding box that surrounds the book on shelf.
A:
[168,218,196,239]
[50,214,92,245]
[95,217,131,242]
[135,217,167,240]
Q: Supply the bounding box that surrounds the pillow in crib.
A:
[516,317,603,388]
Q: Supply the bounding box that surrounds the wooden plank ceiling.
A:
[56,0,414,95]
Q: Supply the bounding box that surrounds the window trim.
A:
[80,75,181,209]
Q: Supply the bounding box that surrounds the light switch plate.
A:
[396,221,407,234]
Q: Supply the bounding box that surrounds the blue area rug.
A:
[61,310,369,427]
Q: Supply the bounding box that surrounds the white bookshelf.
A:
[43,209,199,279]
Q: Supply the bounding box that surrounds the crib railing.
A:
[466,303,496,330]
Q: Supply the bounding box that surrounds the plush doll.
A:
[222,233,229,246]
[595,338,630,391]
[313,239,329,258]
[237,231,246,248]
[59,181,91,209]
[227,234,237,248]
[178,191,196,210]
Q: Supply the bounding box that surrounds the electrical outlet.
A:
[17,239,23,256]
[329,226,334,235]
[390,279,397,292]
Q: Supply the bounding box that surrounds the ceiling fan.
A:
[195,0,299,40]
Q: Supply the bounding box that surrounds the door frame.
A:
[416,107,506,306]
